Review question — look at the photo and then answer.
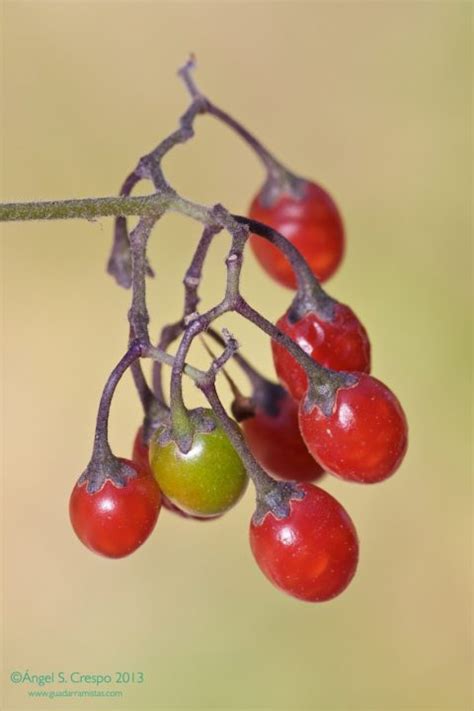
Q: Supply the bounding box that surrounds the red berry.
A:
[132,427,220,521]
[161,490,221,522]
[69,459,161,558]
[249,180,344,289]
[132,426,152,476]
[242,388,324,482]
[250,483,358,602]
[272,303,371,401]
[299,374,408,483]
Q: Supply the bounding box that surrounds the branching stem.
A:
[1,59,345,510]
[177,56,285,179]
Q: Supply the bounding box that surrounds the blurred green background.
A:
[2,2,472,710]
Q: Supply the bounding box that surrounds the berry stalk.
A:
[177,56,288,183]
[91,341,143,463]
[199,380,304,517]
[236,298,354,414]
[151,223,221,402]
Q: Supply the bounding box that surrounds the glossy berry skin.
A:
[242,390,324,482]
[132,428,218,521]
[132,427,153,477]
[299,374,408,483]
[250,483,358,602]
[149,412,248,517]
[249,181,344,289]
[272,303,371,401]
[69,459,161,558]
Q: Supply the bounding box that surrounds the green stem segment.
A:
[0,194,168,222]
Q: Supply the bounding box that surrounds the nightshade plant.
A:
[1,58,408,601]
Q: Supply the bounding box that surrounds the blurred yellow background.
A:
[2,2,472,710]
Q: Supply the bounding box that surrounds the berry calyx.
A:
[249,482,358,602]
[249,178,344,289]
[236,382,324,482]
[272,301,371,401]
[69,458,161,558]
[149,408,248,517]
[299,373,408,483]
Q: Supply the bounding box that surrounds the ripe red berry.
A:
[69,459,161,558]
[132,427,152,476]
[299,374,408,483]
[250,483,358,602]
[132,427,219,521]
[272,303,371,401]
[249,180,344,289]
[242,387,324,482]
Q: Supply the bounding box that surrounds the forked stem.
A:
[1,60,352,496]
[178,56,286,179]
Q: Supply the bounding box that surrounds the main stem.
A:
[0,194,168,222]
[128,216,157,342]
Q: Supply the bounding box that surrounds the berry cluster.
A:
[54,59,406,602]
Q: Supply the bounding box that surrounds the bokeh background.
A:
[2,2,472,710]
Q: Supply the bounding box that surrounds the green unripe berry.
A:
[149,409,248,517]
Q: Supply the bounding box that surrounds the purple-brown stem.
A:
[199,380,303,517]
[0,60,354,514]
